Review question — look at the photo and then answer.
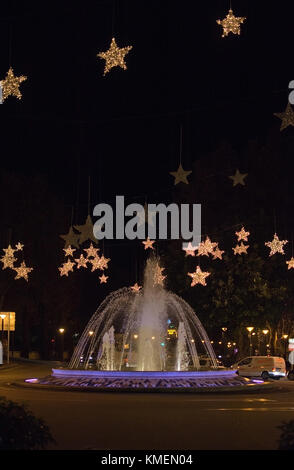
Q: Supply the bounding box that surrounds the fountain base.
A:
[24,369,267,391]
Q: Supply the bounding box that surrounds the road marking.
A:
[208,407,294,412]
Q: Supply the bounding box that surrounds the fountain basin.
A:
[23,368,266,391]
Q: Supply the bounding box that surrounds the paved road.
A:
[1,363,294,450]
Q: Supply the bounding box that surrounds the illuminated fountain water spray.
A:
[69,257,217,371]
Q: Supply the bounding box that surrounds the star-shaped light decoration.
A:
[265,233,288,256]
[13,261,33,282]
[74,214,97,245]
[183,242,198,257]
[75,254,88,269]
[153,263,166,286]
[216,9,246,37]
[212,245,225,260]
[274,103,294,131]
[58,259,75,277]
[1,254,17,270]
[3,244,16,258]
[229,169,248,187]
[99,255,110,271]
[169,163,192,185]
[63,245,76,257]
[60,226,80,248]
[130,283,142,293]
[99,274,108,284]
[188,266,211,287]
[0,67,27,101]
[97,37,133,76]
[197,237,218,257]
[15,242,24,251]
[235,226,250,242]
[142,237,155,250]
[89,256,102,272]
[232,242,249,255]
[286,257,294,270]
[84,242,100,259]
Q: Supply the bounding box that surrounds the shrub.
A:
[0,396,55,449]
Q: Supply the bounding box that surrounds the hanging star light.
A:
[274,103,294,131]
[183,242,198,257]
[265,233,288,256]
[1,254,16,270]
[63,245,76,257]
[142,238,155,250]
[99,274,108,284]
[84,242,100,259]
[75,254,88,269]
[0,67,27,101]
[169,163,192,185]
[232,242,249,255]
[229,169,248,187]
[286,257,294,270]
[97,37,133,76]
[216,8,246,37]
[3,244,16,258]
[188,266,210,287]
[212,246,225,260]
[60,226,80,248]
[89,255,102,272]
[74,214,97,245]
[197,237,218,256]
[235,226,250,241]
[131,283,142,292]
[58,259,75,277]
[15,242,24,251]
[98,254,110,270]
[13,261,33,282]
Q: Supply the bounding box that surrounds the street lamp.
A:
[246,327,254,355]
[282,334,289,359]
[262,329,269,355]
[58,328,65,361]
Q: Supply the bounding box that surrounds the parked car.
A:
[199,357,225,369]
[231,356,286,380]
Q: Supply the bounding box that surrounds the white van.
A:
[232,356,286,380]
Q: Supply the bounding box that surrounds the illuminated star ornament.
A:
[99,274,108,284]
[235,226,250,242]
[212,245,225,260]
[232,242,249,255]
[188,266,210,287]
[84,242,100,258]
[265,233,288,256]
[75,254,88,269]
[197,237,218,257]
[131,283,142,293]
[183,242,198,257]
[63,245,76,257]
[169,163,192,185]
[58,259,75,277]
[286,257,294,270]
[97,37,133,76]
[0,67,27,101]
[217,8,246,37]
[15,242,24,251]
[142,238,155,250]
[229,169,248,187]
[13,261,33,282]
[274,103,294,131]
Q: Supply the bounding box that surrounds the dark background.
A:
[0,0,294,356]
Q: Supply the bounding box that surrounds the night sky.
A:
[0,0,293,206]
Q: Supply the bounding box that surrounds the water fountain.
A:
[29,258,264,391]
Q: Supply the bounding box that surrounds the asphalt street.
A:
[1,363,294,450]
